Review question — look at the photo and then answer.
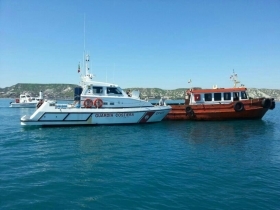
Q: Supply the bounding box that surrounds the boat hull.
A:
[10,102,37,108]
[20,102,171,126]
[164,99,271,121]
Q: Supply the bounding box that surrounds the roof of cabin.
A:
[188,87,247,94]
[82,81,120,87]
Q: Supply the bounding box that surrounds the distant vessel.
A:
[20,54,171,126]
[165,71,275,121]
[10,91,43,108]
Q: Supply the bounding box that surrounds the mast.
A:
[85,54,90,77]
[83,14,86,75]
[79,13,96,86]
[230,69,240,88]
[80,14,93,85]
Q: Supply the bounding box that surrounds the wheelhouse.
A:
[81,84,125,97]
[73,81,143,109]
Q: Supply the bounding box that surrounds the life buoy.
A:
[269,101,275,110]
[262,98,271,108]
[37,100,43,109]
[84,99,93,108]
[185,106,192,113]
[185,106,194,117]
[28,98,32,102]
[93,98,103,108]
[234,101,244,112]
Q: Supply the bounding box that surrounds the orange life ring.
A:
[84,99,93,108]
[93,98,103,108]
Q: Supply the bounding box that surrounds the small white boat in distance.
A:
[20,54,171,126]
[10,91,43,108]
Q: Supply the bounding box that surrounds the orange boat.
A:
[164,72,276,121]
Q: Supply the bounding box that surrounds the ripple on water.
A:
[0,100,280,209]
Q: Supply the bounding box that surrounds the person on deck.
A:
[126,90,131,97]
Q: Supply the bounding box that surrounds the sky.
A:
[0,0,279,89]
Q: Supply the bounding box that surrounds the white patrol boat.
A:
[20,54,171,126]
[10,91,43,108]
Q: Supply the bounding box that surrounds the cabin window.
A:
[214,93,222,101]
[233,92,239,101]
[204,93,212,101]
[107,87,122,95]
[110,102,114,105]
[241,91,247,99]
[92,86,103,94]
[223,92,231,101]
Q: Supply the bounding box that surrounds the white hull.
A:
[21,102,171,126]
[10,102,37,108]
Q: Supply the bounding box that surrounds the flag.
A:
[188,79,192,83]
[78,63,80,73]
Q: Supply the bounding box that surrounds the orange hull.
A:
[164,99,270,121]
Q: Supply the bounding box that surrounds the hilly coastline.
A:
[1,83,280,101]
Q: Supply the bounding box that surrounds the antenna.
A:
[230,69,240,87]
[79,13,95,84]
[83,14,86,75]
[83,13,86,52]
[113,63,115,83]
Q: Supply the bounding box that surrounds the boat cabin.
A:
[83,85,123,96]
[185,87,249,105]
[79,83,132,98]
[70,53,148,109]
[72,82,142,109]
[19,93,42,103]
[18,94,34,103]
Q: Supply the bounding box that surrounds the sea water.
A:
[0,99,279,210]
